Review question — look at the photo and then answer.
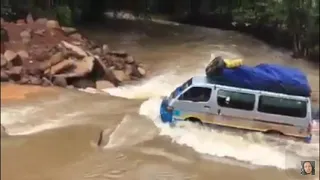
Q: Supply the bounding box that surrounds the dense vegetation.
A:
[1,0,319,62]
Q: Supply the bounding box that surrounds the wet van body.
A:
[160,76,313,143]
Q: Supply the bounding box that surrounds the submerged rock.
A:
[1,124,8,137]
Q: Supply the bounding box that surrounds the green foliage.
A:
[4,0,318,61]
[55,5,73,26]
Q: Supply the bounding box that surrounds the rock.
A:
[71,56,95,76]
[30,48,51,62]
[40,52,64,71]
[69,33,83,41]
[102,44,109,54]
[96,80,115,89]
[52,57,95,79]
[71,41,82,46]
[20,29,32,45]
[52,76,68,87]
[35,18,48,25]
[108,50,128,58]
[1,71,9,81]
[16,19,26,25]
[113,58,125,70]
[29,76,43,85]
[137,67,146,76]
[61,40,87,57]
[4,50,18,62]
[42,77,53,86]
[1,27,9,42]
[19,76,29,84]
[124,64,133,76]
[1,124,8,137]
[34,29,46,36]
[64,50,84,59]
[6,66,22,81]
[4,50,23,66]
[24,63,43,76]
[92,48,102,55]
[92,56,120,85]
[70,78,96,89]
[125,55,135,64]
[44,59,74,75]
[61,26,77,35]
[17,50,29,60]
[112,70,129,82]
[0,42,5,54]
[22,38,31,45]
[26,13,34,24]
[46,20,60,29]
[1,54,7,67]
[20,29,32,39]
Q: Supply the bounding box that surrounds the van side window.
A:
[178,87,212,102]
[217,89,255,110]
[258,96,307,118]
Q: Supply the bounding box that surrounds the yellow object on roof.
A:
[224,58,243,68]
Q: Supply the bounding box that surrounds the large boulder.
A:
[26,13,34,24]
[96,80,115,90]
[112,70,129,82]
[20,29,33,45]
[17,50,29,61]
[40,52,64,71]
[44,59,74,75]
[1,27,9,42]
[1,71,9,81]
[61,41,87,57]
[35,18,48,25]
[72,56,95,76]
[52,76,68,87]
[61,26,77,35]
[1,54,7,67]
[70,78,96,89]
[46,20,60,29]
[4,50,23,66]
[6,66,23,81]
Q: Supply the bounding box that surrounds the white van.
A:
[160,76,313,143]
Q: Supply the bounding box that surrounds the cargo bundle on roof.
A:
[205,56,311,97]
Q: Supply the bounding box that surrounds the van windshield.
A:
[169,78,192,99]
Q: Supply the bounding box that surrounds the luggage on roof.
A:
[205,57,311,97]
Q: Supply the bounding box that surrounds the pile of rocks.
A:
[1,15,146,89]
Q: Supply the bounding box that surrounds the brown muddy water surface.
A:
[1,19,319,180]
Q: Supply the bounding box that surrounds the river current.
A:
[1,18,319,180]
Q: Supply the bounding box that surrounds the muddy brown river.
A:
[1,19,319,180]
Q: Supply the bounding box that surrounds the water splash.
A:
[100,50,319,169]
[138,97,314,169]
[104,114,158,149]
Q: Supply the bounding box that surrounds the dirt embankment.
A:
[0,14,147,90]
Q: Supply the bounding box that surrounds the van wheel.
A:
[265,130,283,138]
[185,118,203,125]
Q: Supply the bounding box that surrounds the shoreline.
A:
[0,83,59,104]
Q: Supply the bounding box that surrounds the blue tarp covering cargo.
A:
[207,64,311,97]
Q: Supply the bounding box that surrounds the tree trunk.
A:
[190,0,202,16]
[293,33,300,57]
